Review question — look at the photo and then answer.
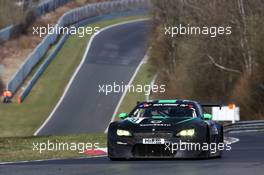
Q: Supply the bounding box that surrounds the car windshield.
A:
[131,106,197,118]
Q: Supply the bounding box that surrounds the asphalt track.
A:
[37,20,151,135]
[1,17,264,175]
[1,132,264,175]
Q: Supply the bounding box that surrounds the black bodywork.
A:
[107,100,224,160]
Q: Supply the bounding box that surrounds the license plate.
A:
[142,138,165,144]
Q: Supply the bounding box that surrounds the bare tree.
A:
[150,0,264,119]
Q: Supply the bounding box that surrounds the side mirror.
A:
[203,113,213,120]
[118,112,128,119]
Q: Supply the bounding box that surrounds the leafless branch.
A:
[207,55,242,74]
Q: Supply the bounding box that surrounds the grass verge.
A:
[0,15,147,137]
[0,133,106,162]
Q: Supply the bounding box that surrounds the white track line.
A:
[1,136,240,165]
[0,155,107,165]
[224,137,240,144]
[34,18,150,136]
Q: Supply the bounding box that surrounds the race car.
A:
[107,99,224,160]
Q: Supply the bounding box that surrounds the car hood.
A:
[118,117,203,132]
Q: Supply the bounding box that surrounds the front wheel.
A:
[108,157,120,161]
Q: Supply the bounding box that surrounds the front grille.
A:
[132,144,175,157]
[133,132,173,139]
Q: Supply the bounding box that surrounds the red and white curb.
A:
[0,155,107,165]
[82,137,240,156]
[83,148,107,156]
[0,139,240,165]
[0,148,108,165]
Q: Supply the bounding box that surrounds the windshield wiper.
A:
[157,111,170,118]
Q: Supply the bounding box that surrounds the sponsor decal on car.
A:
[140,123,171,127]
[127,118,145,124]
[150,120,163,124]
[143,138,165,144]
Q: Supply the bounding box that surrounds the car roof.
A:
[134,99,203,116]
[138,99,200,105]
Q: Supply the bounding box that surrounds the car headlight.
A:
[116,129,132,136]
[176,129,195,137]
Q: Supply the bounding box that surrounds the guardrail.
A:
[34,0,72,17]
[0,0,72,43]
[18,10,147,103]
[224,120,264,133]
[9,0,150,102]
[0,25,14,43]
[18,33,69,103]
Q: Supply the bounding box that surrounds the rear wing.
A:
[201,104,222,109]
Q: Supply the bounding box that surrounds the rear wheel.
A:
[216,126,224,158]
[210,126,223,158]
[109,157,120,161]
[107,140,128,161]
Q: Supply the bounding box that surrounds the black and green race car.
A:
[107,99,224,160]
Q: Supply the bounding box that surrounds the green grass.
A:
[115,62,156,120]
[0,16,147,137]
[0,133,106,162]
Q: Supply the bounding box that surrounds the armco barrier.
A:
[18,10,147,103]
[224,120,264,133]
[0,0,71,43]
[8,0,150,101]
[18,32,69,103]
[34,0,72,17]
[0,25,13,43]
